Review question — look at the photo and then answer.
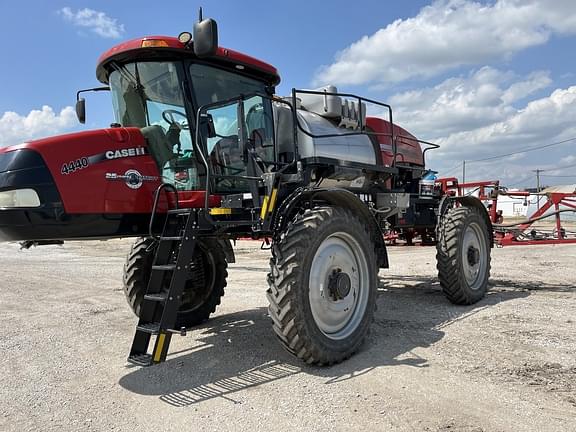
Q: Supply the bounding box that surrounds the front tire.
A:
[267,206,378,365]
[123,237,228,328]
[436,205,491,305]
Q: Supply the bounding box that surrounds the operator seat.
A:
[140,125,175,169]
[210,135,244,175]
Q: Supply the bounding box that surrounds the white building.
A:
[495,193,533,217]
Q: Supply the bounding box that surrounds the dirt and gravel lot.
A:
[0,239,575,431]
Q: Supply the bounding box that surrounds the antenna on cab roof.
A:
[193,7,218,57]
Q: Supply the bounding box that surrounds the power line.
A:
[433,140,574,183]
[540,161,576,172]
[468,136,576,163]
[503,174,534,188]
[440,162,463,176]
[439,158,574,184]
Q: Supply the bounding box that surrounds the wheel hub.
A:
[309,232,370,340]
[461,222,488,290]
[328,269,352,300]
[467,246,480,266]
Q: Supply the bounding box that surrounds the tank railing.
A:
[392,134,440,167]
[291,89,398,166]
[419,138,440,168]
[194,92,298,211]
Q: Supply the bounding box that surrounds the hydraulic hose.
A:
[493,208,576,228]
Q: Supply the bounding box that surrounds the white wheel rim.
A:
[308,232,370,340]
[462,222,487,290]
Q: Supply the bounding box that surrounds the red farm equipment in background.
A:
[436,178,576,246]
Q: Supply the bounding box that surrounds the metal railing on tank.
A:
[291,88,441,169]
[291,88,397,164]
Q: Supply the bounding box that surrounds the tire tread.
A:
[267,206,377,365]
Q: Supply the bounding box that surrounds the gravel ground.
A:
[0,239,575,431]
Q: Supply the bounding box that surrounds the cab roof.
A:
[96,36,280,85]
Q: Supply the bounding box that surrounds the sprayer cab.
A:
[0,17,280,242]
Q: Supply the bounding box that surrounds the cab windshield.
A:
[109,61,196,189]
[109,60,273,193]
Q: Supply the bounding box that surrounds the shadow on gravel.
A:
[119,275,529,407]
[490,278,575,293]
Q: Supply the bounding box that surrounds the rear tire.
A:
[123,237,227,328]
[267,206,378,365]
[436,205,491,305]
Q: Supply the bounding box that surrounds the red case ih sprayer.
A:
[0,13,494,366]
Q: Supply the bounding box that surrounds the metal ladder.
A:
[127,186,201,366]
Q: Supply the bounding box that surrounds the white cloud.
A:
[315,0,576,86]
[0,106,77,147]
[560,155,576,165]
[435,86,576,155]
[390,67,551,138]
[59,7,125,39]
[501,71,552,104]
[421,85,576,183]
[376,65,575,185]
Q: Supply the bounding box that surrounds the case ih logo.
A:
[60,147,149,176]
[105,147,147,160]
[105,170,158,189]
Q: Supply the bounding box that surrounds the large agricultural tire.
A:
[436,205,491,305]
[267,206,378,365]
[123,237,227,328]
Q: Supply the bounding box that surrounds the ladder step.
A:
[152,264,176,271]
[144,292,168,303]
[160,236,183,241]
[167,208,192,215]
[127,353,153,366]
[137,322,161,334]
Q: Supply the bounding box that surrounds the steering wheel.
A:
[162,109,189,130]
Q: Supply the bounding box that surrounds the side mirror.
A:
[193,18,218,57]
[76,98,86,124]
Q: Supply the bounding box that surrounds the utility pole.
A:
[532,169,542,210]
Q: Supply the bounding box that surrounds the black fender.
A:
[272,187,389,268]
[217,239,236,263]
[438,195,493,247]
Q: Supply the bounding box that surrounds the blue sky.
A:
[1,0,575,188]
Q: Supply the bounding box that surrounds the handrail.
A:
[149,183,178,240]
[194,92,297,210]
